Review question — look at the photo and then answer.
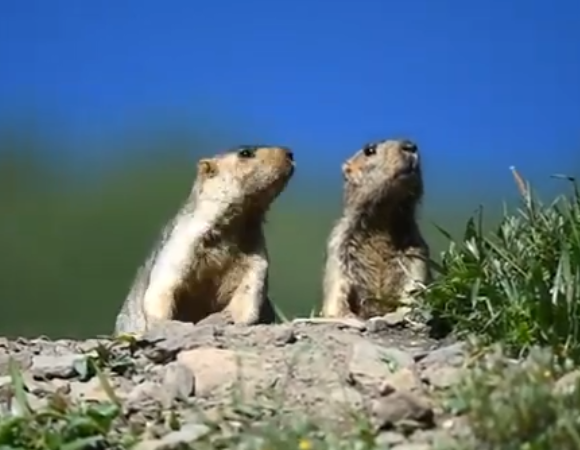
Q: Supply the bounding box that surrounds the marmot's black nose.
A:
[285,149,294,161]
[401,140,418,153]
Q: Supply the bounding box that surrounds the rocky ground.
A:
[0,313,482,450]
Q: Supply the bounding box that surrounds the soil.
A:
[0,316,473,450]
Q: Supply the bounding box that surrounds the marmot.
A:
[296,138,430,327]
[114,145,295,336]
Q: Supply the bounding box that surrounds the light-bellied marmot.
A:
[296,139,430,327]
[114,145,295,335]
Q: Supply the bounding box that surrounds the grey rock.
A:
[372,391,434,431]
[48,378,72,395]
[196,312,234,326]
[416,343,466,367]
[422,365,463,390]
[367,308,413,332]
[176,347,262,398]
[134,424,212,450]
[380,367,426,395]
[0,376,11,388]
[0,353,33,376]
[554,369,580,395]
[376,430,406,446]
[126,381,163,409]
[329,385,365,408]
[31,354,83,379]
[10,392,47,415]
[75,339,108,353]
[366,317,391,333]
[161,361,196,405]
[140,321,219,364]
[273,327,297,346]
[349,341,416,384]
[292,317,368,330]
[19,372,62,396]
[0,402,10,417]
[161,423,212,444]
[69,376,116,402]
[391,444,432,450]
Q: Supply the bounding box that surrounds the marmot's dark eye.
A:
[363,144,377,156]
[238,148,256,158]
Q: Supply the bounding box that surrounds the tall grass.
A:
[423,168,580,360]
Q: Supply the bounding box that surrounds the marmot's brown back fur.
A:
[114,145,295,335]
[320,138,430,320]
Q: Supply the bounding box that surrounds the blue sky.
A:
[1,0,579,198]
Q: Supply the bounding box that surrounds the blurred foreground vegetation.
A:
[0,118,577,339]
[422,170,580,362]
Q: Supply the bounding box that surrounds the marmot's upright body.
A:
[320,139,430,320]
[114,145,295,335]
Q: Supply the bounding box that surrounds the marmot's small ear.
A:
[341,162,352,181]
[197,158,218,179]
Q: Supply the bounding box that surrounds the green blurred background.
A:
[2,115,575,339]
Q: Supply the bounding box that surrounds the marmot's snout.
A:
[400,140,418,154]
[397,141,420,178]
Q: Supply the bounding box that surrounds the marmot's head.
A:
[342,139,423,209]
[194,145,295,209]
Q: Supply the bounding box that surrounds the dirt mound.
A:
[0,319,469,449]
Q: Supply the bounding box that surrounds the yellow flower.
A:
[298,438,312,450]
